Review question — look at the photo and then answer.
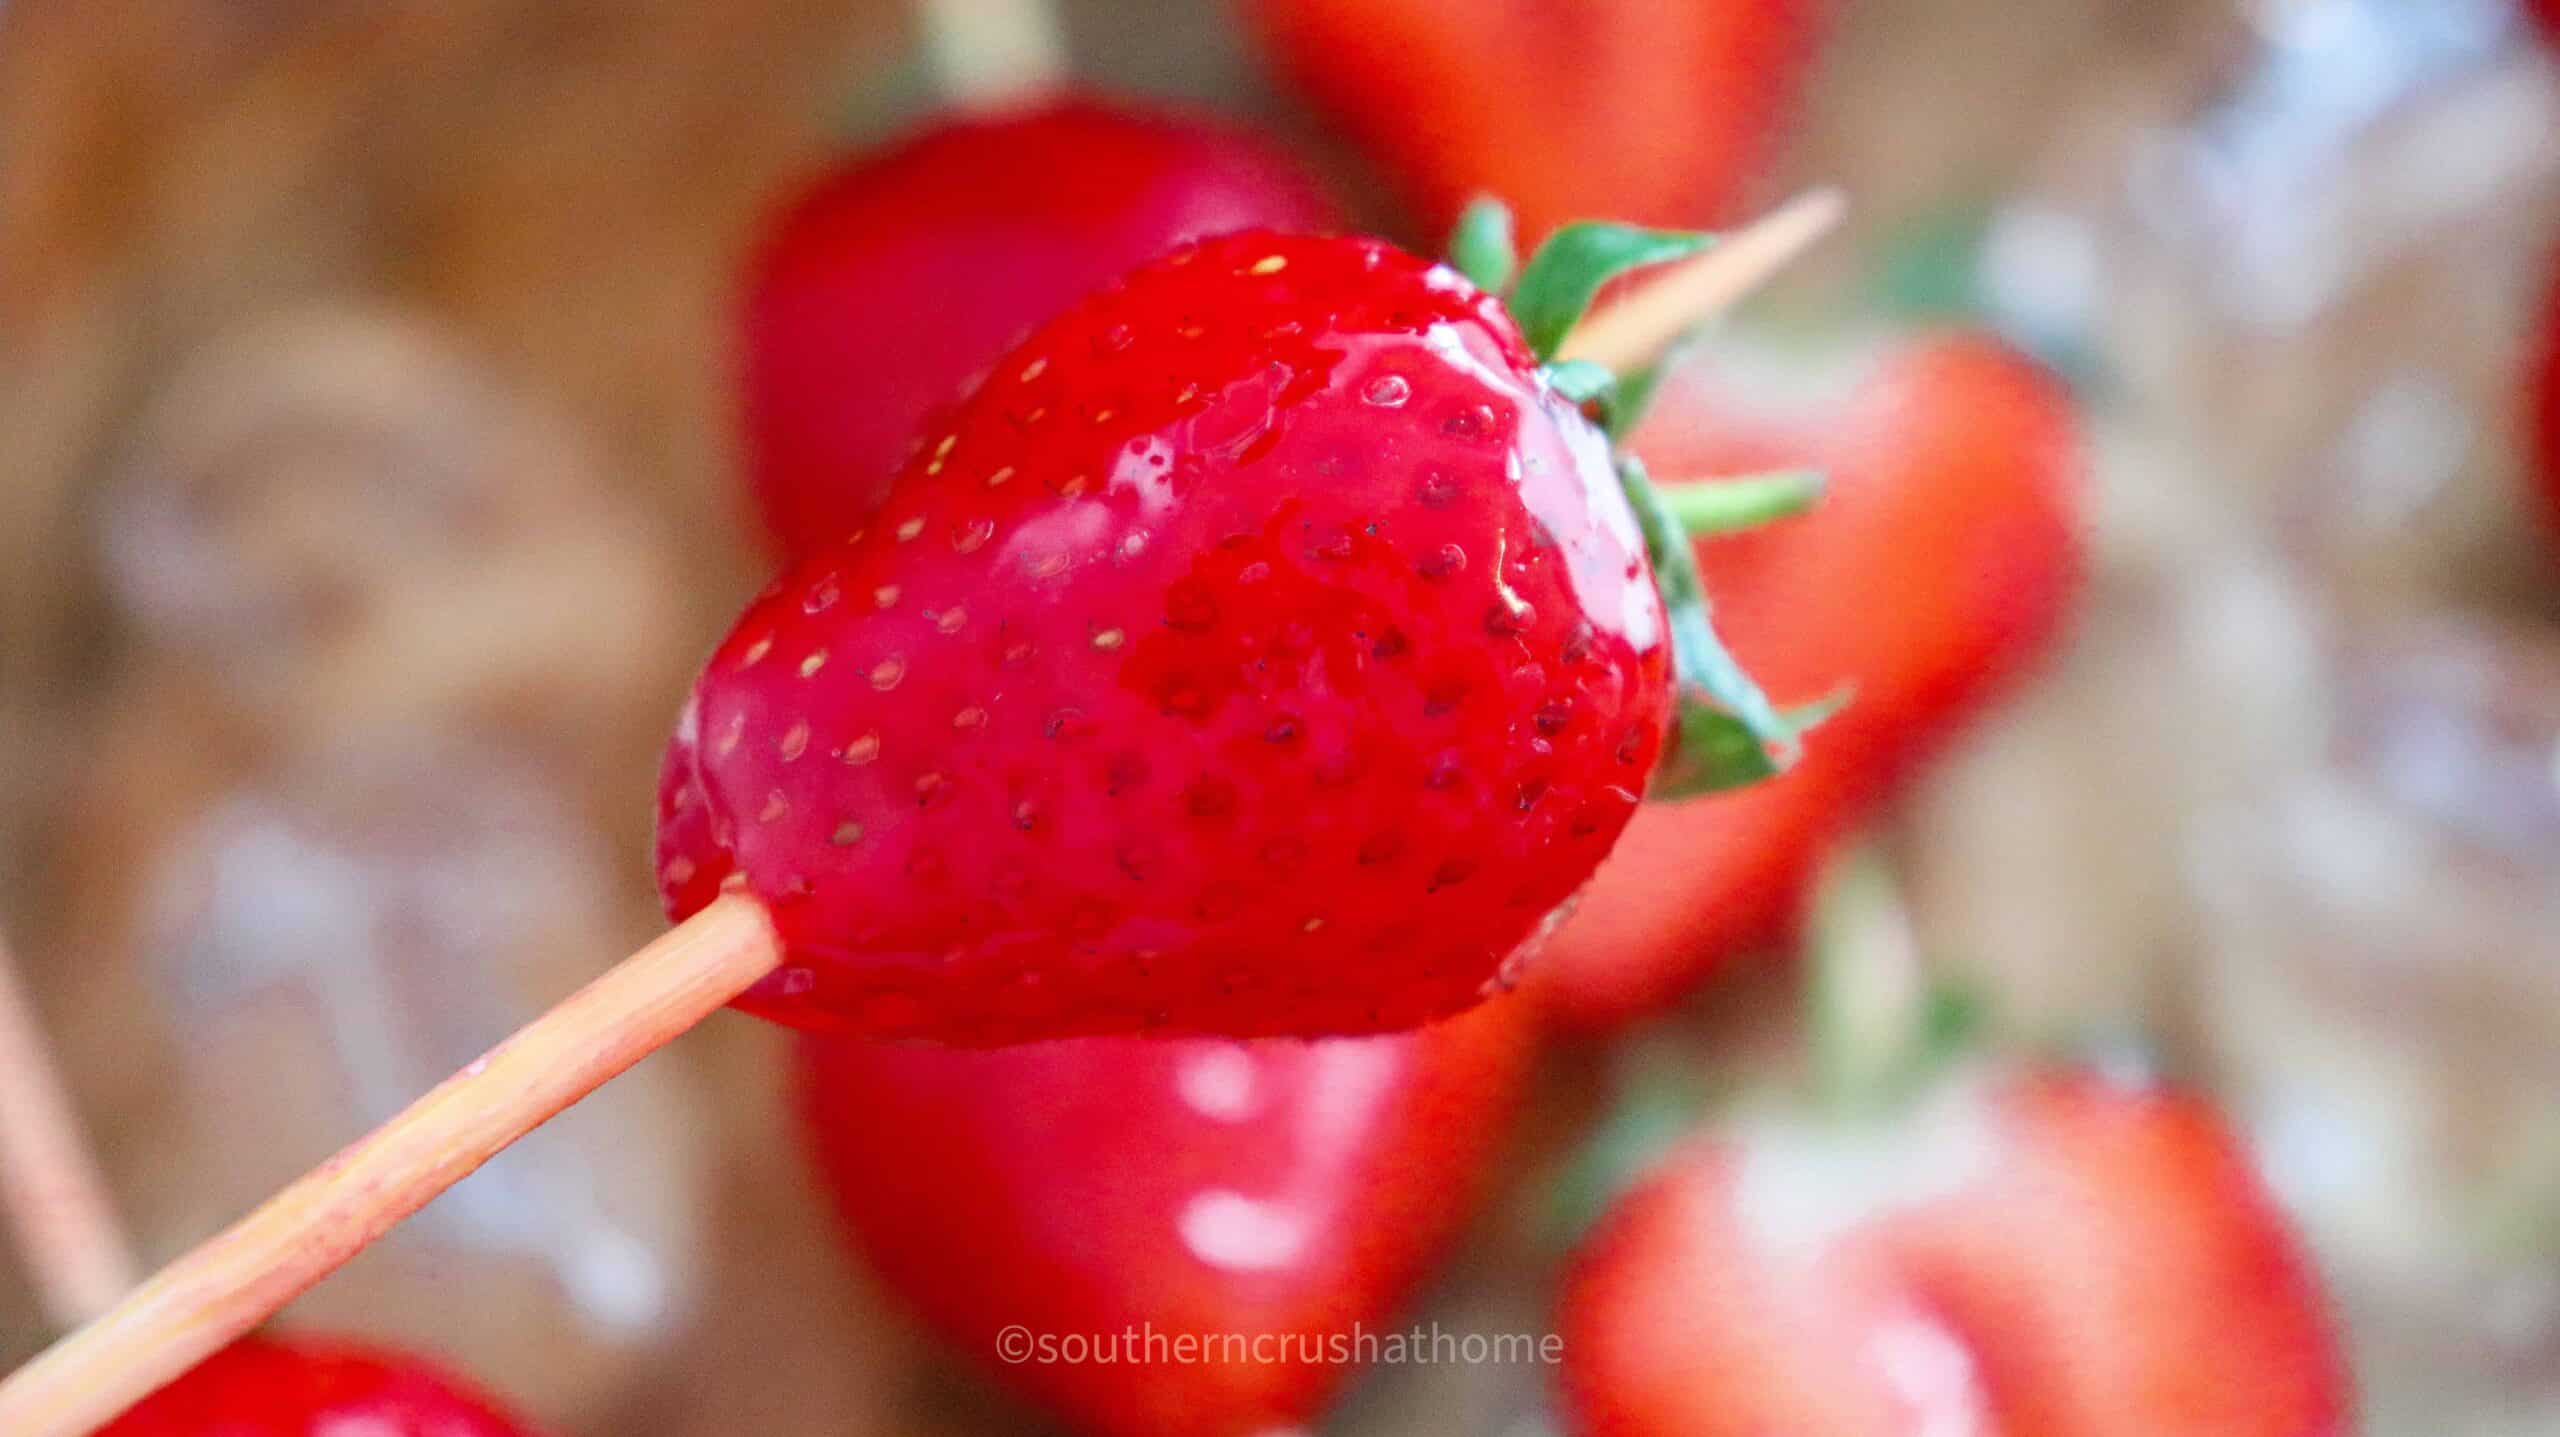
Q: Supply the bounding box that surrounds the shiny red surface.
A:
[1246,0,1823,242]
[797,997,1534,1437]
[99,1336,534,1437]
[743,97,1341,552]
[1536,334,2083,1030]
[1557,1070,2348,1436]
[662,231,1671,1041]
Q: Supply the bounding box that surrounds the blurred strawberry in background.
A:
[1534,332,2085,1030]
[1245,0,1824,243]
[100,1337,537,1437]
[797,999,1534,1436]
[1556,1066,2348,1435]
[741,98,1340,552]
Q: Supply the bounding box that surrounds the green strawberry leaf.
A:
[1447,196,1519,295]
[1616,453,1813,797]
[1511,223,1715,361]
[1595,359,1666,437]
[1542,358,1617,406]
[1659,468,1827,537]
[1660,691,1845,797]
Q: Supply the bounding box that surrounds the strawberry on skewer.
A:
[667,227,1685,1040]
[0,196,1840,1436]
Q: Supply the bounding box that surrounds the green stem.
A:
[1660,469,1826,537]
[1617,456,1800,797]
[1807,839,1930,1119]
[1447,198,1519,295]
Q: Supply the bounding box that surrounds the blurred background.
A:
[1,0,2556,1432]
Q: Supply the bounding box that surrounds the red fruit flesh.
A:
[1246,0,1822,243]
[744,97,1341,552]
[1558,1070,2348,1436]
[1533,334,2082,1030]
[798,998,1533,1437]
[661,231,1672,1042]
[100,1336,534,1437]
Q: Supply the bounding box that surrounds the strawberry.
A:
[99,1336,535,1437]
[1245,0,1824,244]
[660,218,1807,1042]
[796,997,1533,1436]
[1556,1066,2348,1436]
[1532,332,2083,1030]
[743,97,1341,552]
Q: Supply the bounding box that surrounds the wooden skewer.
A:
[1558,186,1849,374]
[0,186,1842,1437]
[0,894,779,1437]
[0,930,139,1332]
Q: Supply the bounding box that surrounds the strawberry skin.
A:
[1557,1069,2348,1436]
[1533,333,2083,1029]
[101,1336,535,1437]
[661,231,1672,1041]
[744,98,1340,552]
[797,998,1533,1436]
[1246,0,1823,242]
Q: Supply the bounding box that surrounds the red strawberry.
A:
[660,228,1685,1042]
[797,998,1533,1436]
[1245,0,1823,243]
[1533,333,2083,1030]
[1557,1066,2348,1436]
[100,1336,535,1437]
[744,97,1341,552]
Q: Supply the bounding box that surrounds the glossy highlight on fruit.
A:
[660,230,1672,1042]
[744,97,1341,551]
[798,998,1534,1436]
[99,1336,535,1437]
[1557,1069,2348,1436]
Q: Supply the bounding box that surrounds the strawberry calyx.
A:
[1451,197,1824,798]
[1656,467,1826,534]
